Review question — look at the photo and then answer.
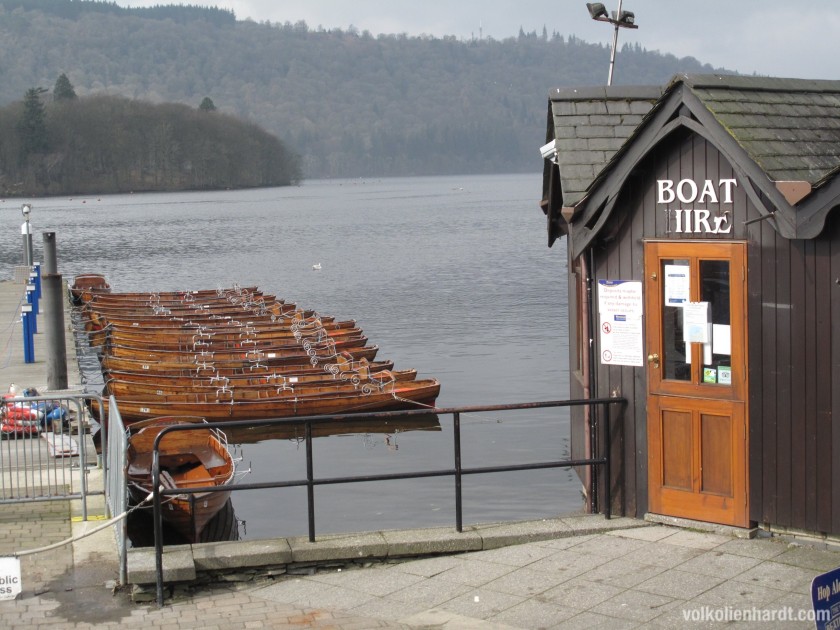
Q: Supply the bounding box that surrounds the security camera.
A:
[540,139,558,161]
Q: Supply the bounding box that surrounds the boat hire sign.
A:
[657,178,737,235]
[0,557,22,601]
[598,280,644,367]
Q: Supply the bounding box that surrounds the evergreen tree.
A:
[53,73,77,101]
[198,97,216,112]
[17,87,48,163]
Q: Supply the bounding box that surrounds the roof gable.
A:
[541,74,840,247]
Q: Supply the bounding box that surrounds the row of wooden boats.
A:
[72,276,441,423]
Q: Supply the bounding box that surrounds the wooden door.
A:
[645,241,749,527]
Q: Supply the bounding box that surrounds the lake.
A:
[0,173,578,540]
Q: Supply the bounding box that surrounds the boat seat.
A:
[127,454,152,476]
[192,445,227,469]
[159,470,177,490]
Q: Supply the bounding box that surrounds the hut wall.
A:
[749,205,840,535]
[574,128,840,533]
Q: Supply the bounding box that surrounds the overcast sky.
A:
[120,0,840,80]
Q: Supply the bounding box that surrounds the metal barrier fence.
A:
[105,395,128,585]
[145,396,625,606]
[0,391,104,520]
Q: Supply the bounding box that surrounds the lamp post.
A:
[21,203,33,267]
[586,1,638,86]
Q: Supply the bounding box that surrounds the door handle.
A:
[647,353,660,368]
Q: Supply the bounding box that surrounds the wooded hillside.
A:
[0,88,302,196]
[0,0,725,179]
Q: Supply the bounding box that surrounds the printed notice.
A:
[683,302,711,344]
[598,280,644,367]
[664,264,690,307]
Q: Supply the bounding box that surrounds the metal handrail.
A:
[146,396,625,606]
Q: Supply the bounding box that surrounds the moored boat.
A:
[126,416,235,542]
[98,345,382,374]
[70,273,111,304]
[96,378,441,423]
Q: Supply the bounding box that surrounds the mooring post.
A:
[43,233,58,274]
[42,232,68,390]
[42,274,68,390]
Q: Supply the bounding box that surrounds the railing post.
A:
[454,411,463,533]
[604,402,611,520]
[306,420,316,542]
[153,442,165,607]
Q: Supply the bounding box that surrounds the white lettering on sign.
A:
[657,178,737,235]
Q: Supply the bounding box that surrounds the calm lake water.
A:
[0,173,578,540]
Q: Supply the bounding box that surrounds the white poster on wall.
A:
[598,280,644,367]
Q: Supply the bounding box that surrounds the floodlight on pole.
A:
[586,1,638,86]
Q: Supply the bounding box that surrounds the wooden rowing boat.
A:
[99,345,380,373]
[85,315,345,347]
[126,416,235,542]
[87,287,264,306]
[102,354,395,379]
[104,363,416,389]
[83,298,281,319]
[70,274,111,304]
[81,307,321,332]
[105,367,418,399]
[104,326,365,351]
[96,378,440,423]
[103,335,369,362]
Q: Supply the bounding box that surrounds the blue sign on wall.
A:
[811,567,840,629]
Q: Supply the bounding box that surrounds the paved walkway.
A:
[2,278,840,628]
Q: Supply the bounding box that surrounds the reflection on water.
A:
[225,413,442,445]
[1,173,579,539]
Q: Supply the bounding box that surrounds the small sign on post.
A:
[0,556,22,601]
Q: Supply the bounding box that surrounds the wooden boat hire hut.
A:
[540,74,840,537]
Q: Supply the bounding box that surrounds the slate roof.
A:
[681,75,840,187]
[547,85,663,207]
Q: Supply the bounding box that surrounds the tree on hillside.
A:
[198,96,216,111]
[53,73,77,101]
[17,87,48,163]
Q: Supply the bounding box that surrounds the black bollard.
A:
[43,273,68,390]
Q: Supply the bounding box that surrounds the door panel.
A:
[661,410,692,490]
[645,241,748,527]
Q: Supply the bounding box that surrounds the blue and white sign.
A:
[811,566,840,629]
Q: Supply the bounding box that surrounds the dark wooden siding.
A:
[750,209,839,534]
[575,128,840,533]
